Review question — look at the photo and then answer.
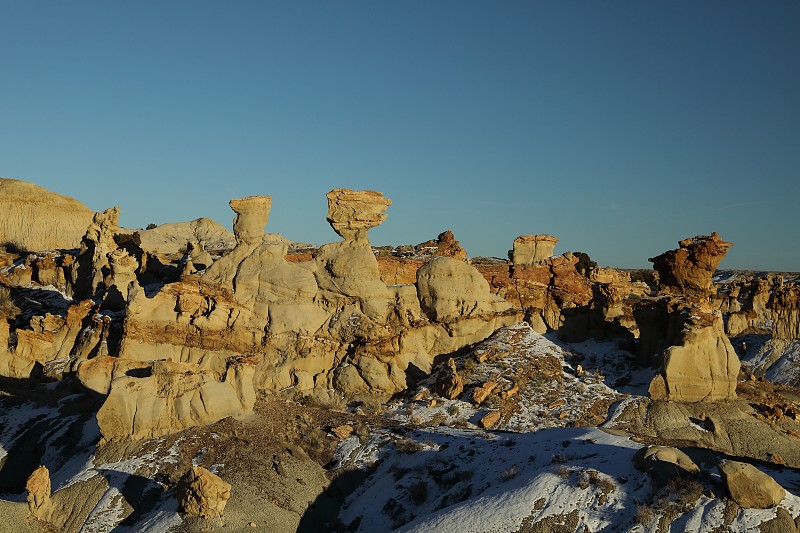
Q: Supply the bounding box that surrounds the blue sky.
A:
[2,2,798,270]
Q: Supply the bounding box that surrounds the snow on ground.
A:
[336,425,800,533]
[389,324,625,433]
[0,393,181,532]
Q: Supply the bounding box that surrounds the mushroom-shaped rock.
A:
[718,460,785,509]
[230,196,271,247]
[178,466,232,519]
[511,234,559,265]
[649,232,733,296]
[417,257,513,322]
[25,465,52,521]
[326,188,391,241]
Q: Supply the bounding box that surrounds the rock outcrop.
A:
[510,234,558,265]
[95,358,258,440]
[0,178,94,251]
[178,466,232,519]
[649,232,733,297]
[417,257,512,322]
[643,305,739,402]
[138,218,235,255]
[115,189,520,418]
[718,460,785,508]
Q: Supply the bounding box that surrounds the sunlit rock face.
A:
[111,187,521,436]
[511,234,559,265]
[0,178,94,251]
[649,232,733,297]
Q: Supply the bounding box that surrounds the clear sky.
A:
[2,2,798,270]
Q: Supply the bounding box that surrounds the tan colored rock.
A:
[471,381,498,405]
[25,465,52,521]
[648,311,739,402]
[719,460,784,508]
[479,410,501,429]
[314,239,391,323]
[96,358,258,440]
[649,232,732,296]
[71,206,121,300]
[0,178,94,251]
[331,424,354,439]
[326,188,391,242]
[634,445,700,485]
[511,234,558,265]
[138,218,235,255]
[417,257,512,322]
[434,358,463,399]
[178,466,232,519]
[230,196,271,246]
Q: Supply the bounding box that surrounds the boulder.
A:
[0,178,94,251]
[718,460,784,509]
[649,232,733,296]
[230,196,271,247]
[434,358,463,400]
[25,465,52,521]
[417,257,512,323]
[633,445,700,486]
[326,188,391,242]
[178,466,232,519]
[511,234,558,265]
[648,311,740,402]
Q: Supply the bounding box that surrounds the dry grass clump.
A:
[0,285,20,318]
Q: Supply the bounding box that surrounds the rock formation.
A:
[633,445,700,486]
[649,232,733,296]
[178,466,232,519]
[642,304,739,402]
[95,358,257,440]
[414,230,468,261]
[110,188,520,436]
[417,257,512,322]
[25,465,52,521]
[326,188,391,242]
[0,178,94,251]
[138,217,235,255]
[510,234,558,265]
[718,460,785,508]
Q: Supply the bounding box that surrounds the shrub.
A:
[408,481,428,504]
